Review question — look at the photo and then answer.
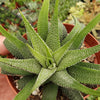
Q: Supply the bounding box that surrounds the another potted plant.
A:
[1,0,100,100]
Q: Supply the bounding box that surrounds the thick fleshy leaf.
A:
[4,39,23,59]
[46,0,60,51]
[87,88,100,100]
[54,14,100,64]
[53,18,83,64]
[0,63,31,76]
[14,77,36,100]
[16,33,27,43]
[42,83,58,100]
[37,0,50,40]
[0,58,41,74]
[4,33,27,59]
[87,96,97,100]
[31,67,56,92]
[61,87,84,100]
[54,38,75,65]
[69,14,100,49]
[76,62,100,70]
[58,20,67,43]
[48,21,67,43]
[68,63,100,84]
[50,70,100,96]
[62,17,82,45]
[17,75,34,90]
[0,25,33,58]
[58,44,100,71]
[20,11,52,58]
[27,44,53,67]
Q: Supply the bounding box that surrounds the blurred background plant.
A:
[1,0,99,37]
[49,0,81,21]
[0,4,25,35]
[64,0,100,41]
[0,0,42,35]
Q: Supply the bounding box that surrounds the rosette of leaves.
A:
[49,0,80,21]
[1,0,100,100]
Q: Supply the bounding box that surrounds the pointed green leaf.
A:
[27,44,53,67]
[1,69,11,75]
[62,17,82,45]
[14,77,36,100]
[0,25,33,58]
[17,75,33,90]
[4,33,27,59]
[4,39,23,59]
[61,87,84,100]
[0,58,41,74]
[42,83,58,100]
[48,20,67,44]
[54,14,100,64]
[87,88,100,100]
[0,63,31,76]
[70,14,100,49]
[16,33,27,43]
[58,20,67,43]
[54,38,74,65]
[68,63,100,84]
[37,0,50,40]
[50,70,100,96]
[20,11,52,58]
[31,67,56,92]
[76,62,100,70]
[87,95,97,100]
[46,0,60,51]
[58,44,100,71]
[53,18,83,64]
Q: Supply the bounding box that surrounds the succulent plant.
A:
[0,0,100,100]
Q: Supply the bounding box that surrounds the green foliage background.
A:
[50,0,80,21]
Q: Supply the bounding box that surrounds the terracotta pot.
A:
[0,23,100,100]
